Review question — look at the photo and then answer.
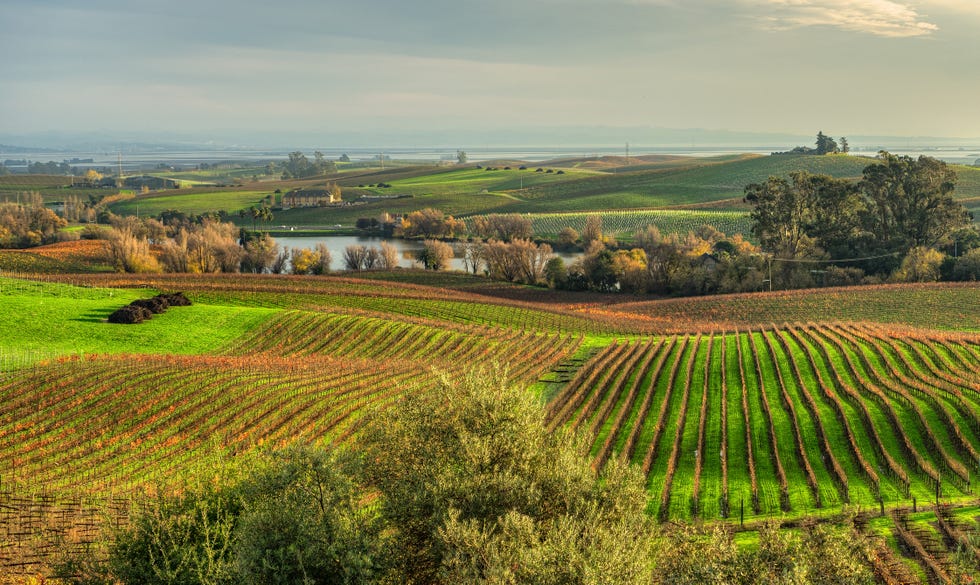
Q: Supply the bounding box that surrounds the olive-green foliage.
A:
[650,520,877,585]
[751,521,876,585]
[650,524,745,584]
[63,449,381,585]
[107,462,245,585]
[361,367,656,585]
[952,247,980,280]
[234,448,383,585]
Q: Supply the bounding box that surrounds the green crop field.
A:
[108,188,274,216]
[478,154,876,214]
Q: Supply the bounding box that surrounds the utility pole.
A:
[761,255,773,292]
[625,141,630,165]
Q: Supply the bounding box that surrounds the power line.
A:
[769,251,903,264]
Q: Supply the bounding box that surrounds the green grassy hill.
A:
[86,154,980,229]
[487,154,874,214]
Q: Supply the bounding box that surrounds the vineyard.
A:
[465,209,753,240]
[602,282,980,333]
[546,325,980,520]
[1,271,979,579]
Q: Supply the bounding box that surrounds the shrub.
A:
[157,292,192,306]
[823,266,865,287]
[952,248,980,281]
[890,246,944,282]
[558,226,579,249]
[107,305,153,324]
[130,297,169,314]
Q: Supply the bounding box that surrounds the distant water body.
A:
[4,145,978,170]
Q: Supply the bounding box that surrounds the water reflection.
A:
[274,235,581,272]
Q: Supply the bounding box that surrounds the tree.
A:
[544,256,567,287]
[399,208,465,239]
[75,449,383,585]
[234,449,384,585]
[106,227,162,273]
[84,169,103,184]
[282,151,311,178]
[612,248,649,293]
[314,151,337,175]
[839,136,850,154]
[282,151,335,178]
[581,214,603,248]
[579,246,618,291]
[469,214,532,241]
[339,153,351,163]
[891,246,944,282]
[241,233,279,273]
[360,367,655,585]
[815,131,839,155]
[861,152,971,251]
[460,241,485,275]
[0,200,69,248]
[290,247,323,275]
[344,245,369,270]
[379,241,400,270]
[456,150,468,164]
[557,226,579,249]
[744,172,823,259]
[241,205,273,231]
[328,182,343,203]
[415,239,453,270]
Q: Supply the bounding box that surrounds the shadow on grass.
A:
[71,312,109,323]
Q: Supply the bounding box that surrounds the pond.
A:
[274,235,582,272]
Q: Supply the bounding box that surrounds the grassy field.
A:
[109,188,274,216]
[0,277,277,362]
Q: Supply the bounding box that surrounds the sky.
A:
[2,0,980,146]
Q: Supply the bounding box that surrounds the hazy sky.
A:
[3,0,979,143]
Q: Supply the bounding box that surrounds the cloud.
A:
[923,0,980,17]
[744,0,939,37]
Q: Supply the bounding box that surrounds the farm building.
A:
[284,187,341,207]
